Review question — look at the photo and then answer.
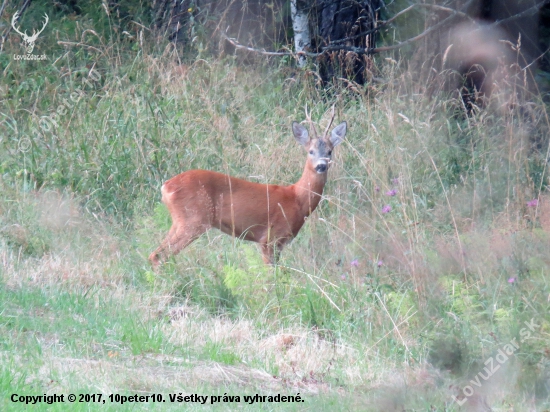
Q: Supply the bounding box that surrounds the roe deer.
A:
[149,116,347,267]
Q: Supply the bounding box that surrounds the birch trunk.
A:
[290,0,311,67]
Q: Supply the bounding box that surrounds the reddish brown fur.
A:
[149,121,346,266]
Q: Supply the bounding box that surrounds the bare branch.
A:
[222,33,376,58]
[0,0,9,23]
[223,1,550,60]
[221,33,293,56]
[329,3,472,46]
[372,11,459,53]
[485,0,550,28]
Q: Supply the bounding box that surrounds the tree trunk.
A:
[310,0,382,84]
[291,0,311,68]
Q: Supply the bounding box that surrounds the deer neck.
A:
[293,163,327,217]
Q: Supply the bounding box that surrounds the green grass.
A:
[1,6,550,410]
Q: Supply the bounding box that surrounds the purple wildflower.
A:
[508,277,516,284]
[341,275,346,280]
[386,189,397,197]
[391,178,399,185]
[375,186,380,192]
[527,199,538,208]
[350,259,359,267]
[377,260,383,267]
[381,205,392,214]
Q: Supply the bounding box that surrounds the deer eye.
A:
[309,150,314,155]
[328,150,332,156]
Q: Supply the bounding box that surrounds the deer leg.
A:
[260,240,287,265]
[259,225,292,265]
[149,225,175,268]
[260,243,274,264]
[149,222,206,268]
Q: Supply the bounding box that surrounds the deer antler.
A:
[322,105,336,139]
[28,14,49,42]
[11,11,27,38]
[304,104,319,139]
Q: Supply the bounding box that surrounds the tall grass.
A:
[1,8,550,410]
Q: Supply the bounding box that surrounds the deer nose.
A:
[315,163,327,173]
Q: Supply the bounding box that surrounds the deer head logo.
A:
[11,11,49,54]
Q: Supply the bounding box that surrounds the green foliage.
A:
[384,290,418,325]
[223,244,269,298]
[223,265,248,294]
[203,342,241,365]
[121,320,165,355]
[152,202,172,232]
[0,282,173,358]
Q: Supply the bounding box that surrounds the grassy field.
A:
[1,7,550,411]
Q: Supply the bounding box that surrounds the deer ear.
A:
[292,122,309,146]
[329,122,347,147]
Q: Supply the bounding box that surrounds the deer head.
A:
[298,105,346,174]
[11,11,49,54]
